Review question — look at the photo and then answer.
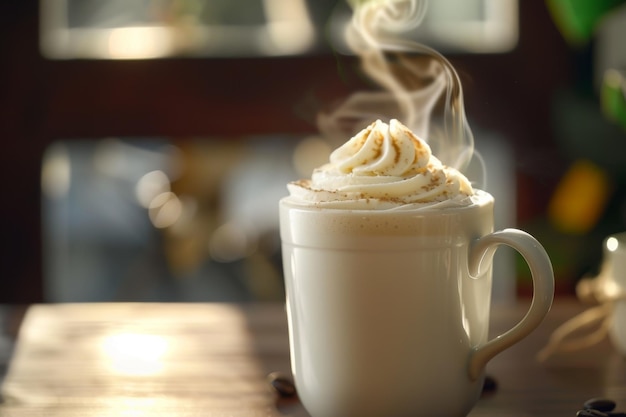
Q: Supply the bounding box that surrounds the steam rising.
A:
[319,0,476,178]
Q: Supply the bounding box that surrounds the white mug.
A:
[602,232,626,355]
[279,190,554,417]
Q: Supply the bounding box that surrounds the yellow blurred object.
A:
[548,159,612,234]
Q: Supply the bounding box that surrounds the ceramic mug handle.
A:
[467,228,554,380]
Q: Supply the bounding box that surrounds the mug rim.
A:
[280,189,493,215]
[279,189,494,248]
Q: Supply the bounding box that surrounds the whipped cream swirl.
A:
[287,119,474,209]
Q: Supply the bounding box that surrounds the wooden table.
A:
[0,299,624,417]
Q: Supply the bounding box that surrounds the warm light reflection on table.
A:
[0,300,624,417]
[100,333,169,376]
[2,303,280,416]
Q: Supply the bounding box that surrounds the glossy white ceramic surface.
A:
[279,191,554,417]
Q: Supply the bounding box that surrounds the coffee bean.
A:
[585,398,617,412]
[481,375,497,395]
[576,410,609,417]
[267,372,297,397]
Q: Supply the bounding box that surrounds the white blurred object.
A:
[40,0,317,59]
[466,129,517,305]
[595,4,626,90]
[329,0,518,54]
[40,0,518,59]
[600,233,626,355]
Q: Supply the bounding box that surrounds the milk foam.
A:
[287,119,474,210]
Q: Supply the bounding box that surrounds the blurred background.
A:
[1,0,625,304]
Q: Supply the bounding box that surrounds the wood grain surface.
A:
[0,299,623,417]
